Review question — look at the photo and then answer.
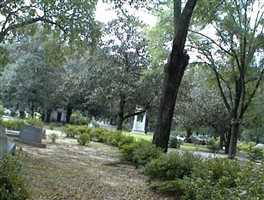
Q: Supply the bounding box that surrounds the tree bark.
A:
[228,122,240,159]
[66,106,72,124]
[45,109,52,123]
[153,0,197,152]
[116,94,126,131]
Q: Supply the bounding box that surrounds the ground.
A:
[15,137,174,200]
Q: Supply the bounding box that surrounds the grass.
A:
[123,132,153,141]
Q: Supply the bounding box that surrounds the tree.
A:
[152,0,198,152]
[0,0,100,48]
[72,10,162,131]
[0,34,62,117]
[191,0,264,158]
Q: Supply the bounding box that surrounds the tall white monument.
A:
[132,109,147,134]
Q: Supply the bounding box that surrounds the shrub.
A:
[69,111,88,125]
[120,140,163,166]
[248,147,264,162]
[63,125,90,138]
[0,154,29,200]
[25,117,44,127]
[118,135,135,147]
[207,138,220,153]
[77,133,90,146]
[168,137,181,149]
[132,140,163,166]
[105,131,122,146]
[174,159,241,199]
[48,133,59,143]
[2,120,25,131]
[90,128,107,142]
[144,152,202,181]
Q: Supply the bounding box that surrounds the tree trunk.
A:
[66,106,72,124]
[45,109,52,123]
[153,0,197,152]
[31,104,35,118]
[228,122,240,159]
[186,127,192,137]
[116,94,126,131]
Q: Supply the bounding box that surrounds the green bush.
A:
[63,125,90,138]
[0,154,29,200]
[69,111,88,125]
[105,131,122,146]
[77,133,90,146]
[2,120,25,131]
[90,128,107,142]
[25,117,44,127]
[120,140,163,166]
[178,159,263,200]
[48,133,59,143]
[248,147,264,162]
[207,138,220,153]
[132,140,163,166]
[168,137,181,149]
[118,134,135,147]
[144,152,202,181]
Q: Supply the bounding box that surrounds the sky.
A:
[95,0,157,26]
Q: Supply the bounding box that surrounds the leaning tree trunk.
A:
[116,94,126,131]
[153,0,197,152]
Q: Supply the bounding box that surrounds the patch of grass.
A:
[180,143,210,152]
[122,132,152,141]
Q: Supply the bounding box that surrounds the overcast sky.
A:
[95,0,157,26]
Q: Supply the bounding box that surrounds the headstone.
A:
[132,111,147,134]
[15,124,46,148]
[0,128,8,157]
[0,128,16,157]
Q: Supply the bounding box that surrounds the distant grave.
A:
[15,124,46,148]
[132,111,147,134]
[0,128,16,158]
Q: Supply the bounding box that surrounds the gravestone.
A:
[0,128,16,158]
[15,124,46,148]
[132,112,147,134]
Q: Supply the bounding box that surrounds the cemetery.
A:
[0,0,264,199]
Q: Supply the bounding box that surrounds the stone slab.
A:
[19,124,45,143]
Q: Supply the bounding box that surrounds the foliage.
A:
[48,133,59,143]
[77,133,90,146]
[248,147,264,162]
[132,140,163,166]
[69,110,89,125]
[25,117,44,127]
[1,120,25,131]
[90,128,135,147]
[207,138,220,153]
[63,125,90,138]
[144,152,202,181]
[0,37,63,114]
[144,152,264,200]
[190,0,264,158]
[0,154,29,200]
[119,140,163,166]
[0,0,101,50]
[168,137,181,149]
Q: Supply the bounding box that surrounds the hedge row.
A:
[64,126,264,200]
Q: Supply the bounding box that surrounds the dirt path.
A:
[16,138,173,200]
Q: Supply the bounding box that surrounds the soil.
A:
[15,137,174,200]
